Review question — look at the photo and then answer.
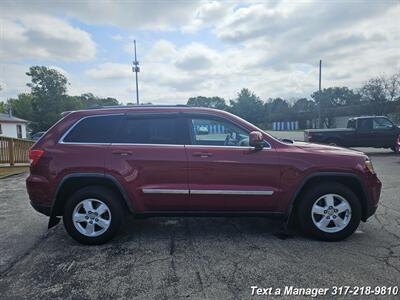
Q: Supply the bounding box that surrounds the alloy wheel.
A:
[72,199,112,237]
[311,194,352,233]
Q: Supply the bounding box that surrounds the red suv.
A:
[26,106,381,244]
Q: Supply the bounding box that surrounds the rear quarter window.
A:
[62,115,122,143]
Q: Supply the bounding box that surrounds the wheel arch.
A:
[49,173,134,228]
[286,172,370,227]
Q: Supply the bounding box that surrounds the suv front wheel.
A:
[63,186,125,245]
[298,183,361,241]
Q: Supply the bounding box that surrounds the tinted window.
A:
[347,120,356,129]
[115,117,180,144]
[63,115,122,143]
[190,117,249,146]
[373,118,393,129]
[357,119,372,130]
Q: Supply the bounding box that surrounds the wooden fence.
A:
[0,136,35,166]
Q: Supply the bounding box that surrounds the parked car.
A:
[304,116,400,153]
[27,106,382,244]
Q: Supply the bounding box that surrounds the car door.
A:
[355,118,373,147]
[371,117,397,148]
[105,112,189,212]
[184,113,280,211]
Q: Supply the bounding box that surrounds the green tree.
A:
[187,96,227,110]
[6,93,34,121]
[292,98,316,112]
[311,87,360,128]
[311,87,361,108]
[229,89,264,125]
[266,98,290,114]
[360,73,400,115]
[79,93,119,108]
[0,102,5,113]
[26,66,81,132]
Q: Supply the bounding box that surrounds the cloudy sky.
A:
[0,0,399,104]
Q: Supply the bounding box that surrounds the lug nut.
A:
[89,221,93,224]
[324,210,327,214]
[334,209,338,213]
[95,218,98,222]
[85,216,89,219]
[333,215,336,219]
[327,216,330,219]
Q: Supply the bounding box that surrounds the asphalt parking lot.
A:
[0,132,399,299]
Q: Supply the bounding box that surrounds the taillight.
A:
[29,149,44,166]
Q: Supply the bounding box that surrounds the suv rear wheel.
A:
[298,183,361,241]
[63,186,125,245]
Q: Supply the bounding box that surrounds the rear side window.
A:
[63,115,122,143]
[357,119,372,130]
[114,117,180,144]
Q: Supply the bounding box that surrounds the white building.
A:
[0,112,28,139]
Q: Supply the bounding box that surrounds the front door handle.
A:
[192,152,213,158]
[112,151,132,156]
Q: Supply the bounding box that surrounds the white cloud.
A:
[2,0,203,31]
[0,15,96,62]
[85,63,131,80]
[111,34,123,41]
[1,0,400,105]
[174,43,216,71]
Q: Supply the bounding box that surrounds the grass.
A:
[0,166,29,179]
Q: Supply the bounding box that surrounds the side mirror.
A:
[249,131,264,149]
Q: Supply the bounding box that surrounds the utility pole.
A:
[318,59,322,128]
[132,40,140,104]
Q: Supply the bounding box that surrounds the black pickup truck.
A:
[304,116,400,153]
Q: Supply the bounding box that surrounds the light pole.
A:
[318,59,322,128]
[132,40,140,104]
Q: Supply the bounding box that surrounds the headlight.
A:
[365,159,375,174]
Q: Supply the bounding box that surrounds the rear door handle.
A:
[112,151,132,156]
[192,152,213,158]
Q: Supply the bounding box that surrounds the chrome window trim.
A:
[58,142,271,149]
[58,112,272,150]
[58,114,124,144]
[190,190,274,195]
[142,188,189,194]
[185,142,272,150]
[142,188,274,196]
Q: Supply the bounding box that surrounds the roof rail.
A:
[87,104,189,109]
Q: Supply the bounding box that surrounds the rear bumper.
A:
[30,201,51,216]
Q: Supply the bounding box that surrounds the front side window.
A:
[115,117,180,145]
[63,115,122,143]
[189,117,249,147]
[373,118,393,130]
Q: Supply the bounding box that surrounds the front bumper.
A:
[363,174,381,221]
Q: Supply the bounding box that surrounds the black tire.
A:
[298,183,361,241]
[63,186,125,245]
